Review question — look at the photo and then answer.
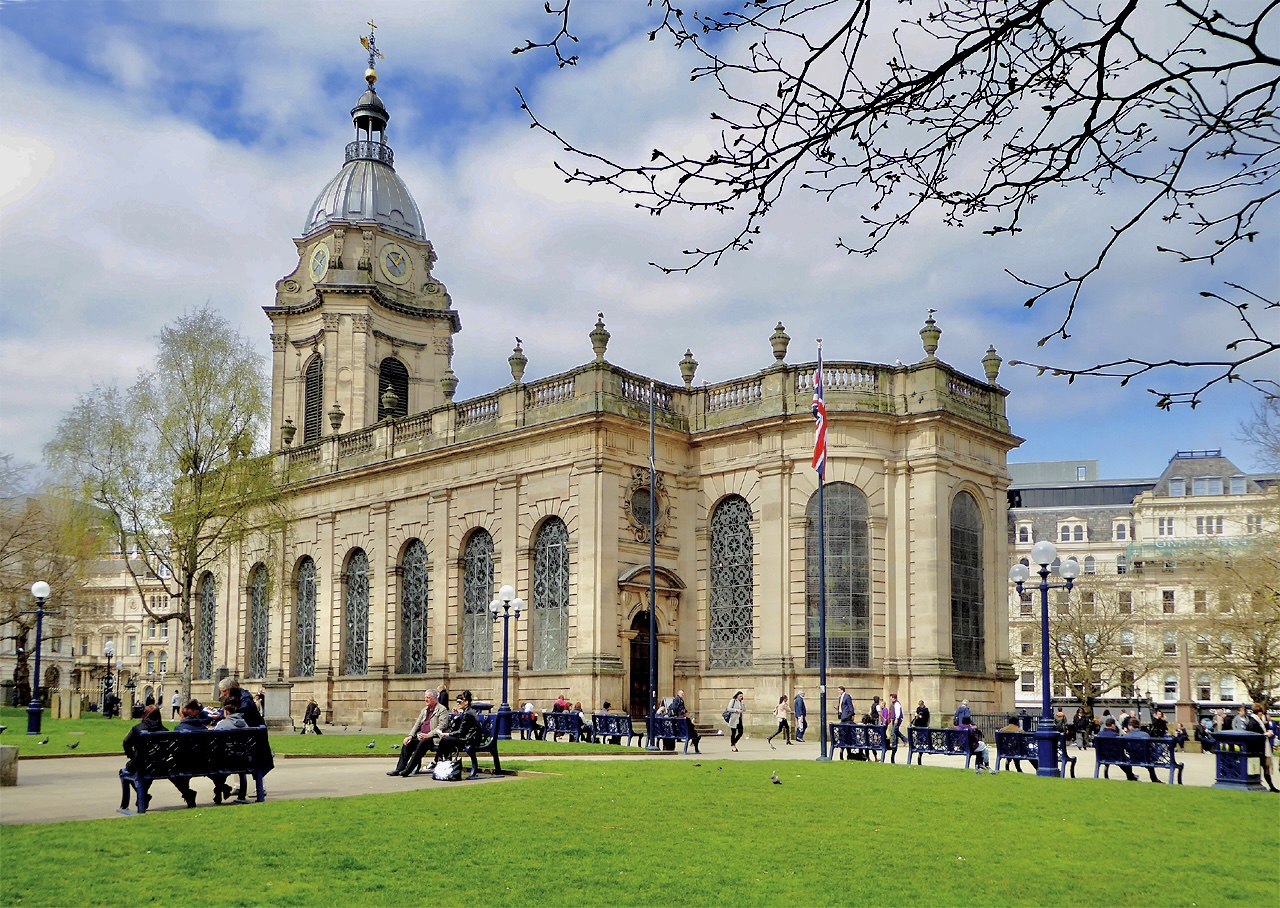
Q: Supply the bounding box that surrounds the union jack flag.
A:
[812,349,826,477]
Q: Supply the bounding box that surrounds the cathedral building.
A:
[195,58,1021,730]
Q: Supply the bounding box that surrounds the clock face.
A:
[380,242,413,285]
[308,243,330,283]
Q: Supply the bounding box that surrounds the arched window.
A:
[303,355,324,443]
[400,540,429,674]
[709,496,753,668]
[1084,556,1096,574]
[533,519,570,671]
[377,357,409,421]
[197,573,217,680]
[951,491,986,673]
[343,549,370,676]
[462,531,494,672]
[247,564,269,679]
[146,652,156,673]
[1073,525,1085,542]
[806,482,870,669]
[158,651,167,673]
[294,557,317,677]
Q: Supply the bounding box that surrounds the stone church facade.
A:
[195,64,1021,730]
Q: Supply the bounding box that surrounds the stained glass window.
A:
[951,491,985,673]
[400,540,429,674]
[709,496,753,668]
[197,573,217,680]
[247,564,269,679]
[462,531,493,672]
[806,483,870,669]
[294,557,316,677]
[343,549,370,676]
[533,519,570,671]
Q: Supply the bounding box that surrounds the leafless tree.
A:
[518,0,1279,407]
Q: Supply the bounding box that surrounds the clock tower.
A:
[265,28,460,449]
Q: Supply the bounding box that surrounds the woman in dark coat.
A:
[431,690,485,779]
[123,705,196,809]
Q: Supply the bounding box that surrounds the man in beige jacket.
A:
[387,688,450,777]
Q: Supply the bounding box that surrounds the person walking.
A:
[170,691,181,720]
[889,693,907,749]
[1248,703,1279,792]
[793,689,808,742]
[767,695,792,749]
[726,691,745,752]
[837,686,855,723]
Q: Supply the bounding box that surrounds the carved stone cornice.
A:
[373,329,427,351]
[271,333,289,352]
[291,330,323,351]
[264,286,461,333]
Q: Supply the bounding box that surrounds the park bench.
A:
[542,711,585,742]
[828,723,894,762]
[1094,736,1184,784]
[118,727,274,814]
[907,726,974,768]
[512,712,543,740]
[592,713,641,746]
[995,731,1077,777]
[461,714,503,775]
[645,716,695,753]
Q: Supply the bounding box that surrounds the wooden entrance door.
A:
[629,612,651,720]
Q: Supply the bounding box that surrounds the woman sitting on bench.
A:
[429,690,485,780]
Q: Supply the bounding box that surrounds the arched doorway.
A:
[629,612,651,720]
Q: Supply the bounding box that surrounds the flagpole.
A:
[815,341,831,761]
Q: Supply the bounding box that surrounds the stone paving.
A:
[0,728,1255,825]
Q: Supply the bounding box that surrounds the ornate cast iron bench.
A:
[592,713,641,746]
[829,723,893,762]
[1094,736,1184,784]
[542,711,585,742]
[995,731,1077,777]
[907,726,975,768]
[119,728,274,814]
[645,716,694,754]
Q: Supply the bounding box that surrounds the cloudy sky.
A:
[1,0,1275,480]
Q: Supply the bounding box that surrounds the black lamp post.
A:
[102,640,115,717]
[24,581,53,735]
[1009,540,1080,778]
[488,584,523,740]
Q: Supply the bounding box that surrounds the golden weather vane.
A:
[360,20,385,68]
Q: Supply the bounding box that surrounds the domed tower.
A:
[265,26,460,450]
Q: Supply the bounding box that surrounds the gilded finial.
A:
[360,20,384,85]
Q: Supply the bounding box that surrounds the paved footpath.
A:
[0,732,1252,825]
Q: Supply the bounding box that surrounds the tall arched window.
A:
[462,531,494,672]
[247,564,269,679]
[377,357,409,421]
[533,518,570,671]
[806,482,870,669]
[951,491,986,673]
[709,495,754,668]
[303,355,323,443]
[294,557,317,677]
[197,573,217,680]
[400,540,429,674]
[343,549,370,676]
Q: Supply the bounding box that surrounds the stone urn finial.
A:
[679,349,698,389]
[589,313,610,362]
[280,416,297,447]
[508,337,528,384]
[982,345,1003,385]
[380,384,400,417]
[919,309,942,359]
[440,367,458,401]
[770,322,791,365]
[328,401,345,432]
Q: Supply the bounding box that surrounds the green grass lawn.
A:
[3,757,1277,907]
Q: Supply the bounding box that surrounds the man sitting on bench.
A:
[388,688,450,777]
[1121,716,1164,783]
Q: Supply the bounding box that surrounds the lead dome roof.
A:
[301,79,425,241]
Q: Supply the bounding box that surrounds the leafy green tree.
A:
[45,306,287,702]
